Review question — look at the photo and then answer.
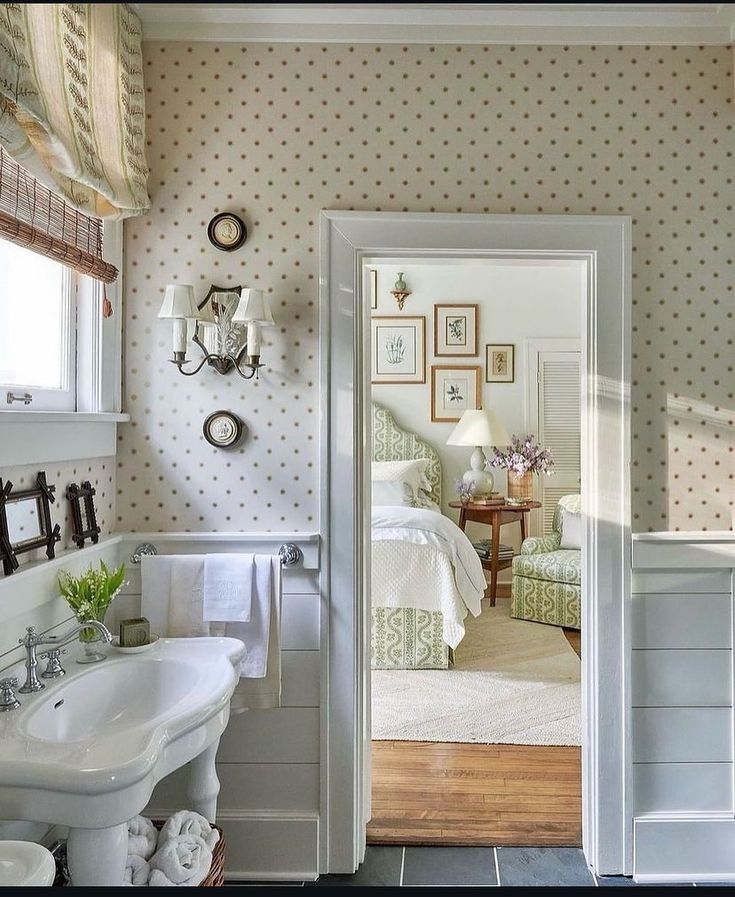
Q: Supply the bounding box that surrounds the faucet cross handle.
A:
[0,677,20,711]
[40,648,67,679]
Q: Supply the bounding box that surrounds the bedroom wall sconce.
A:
[447,409,510,497]
[390,272,411,311]
[158,284,275,380]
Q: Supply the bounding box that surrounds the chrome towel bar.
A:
[129,541,303,567]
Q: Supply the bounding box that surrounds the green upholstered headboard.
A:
[371,402,442,506]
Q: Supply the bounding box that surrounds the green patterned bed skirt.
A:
[371,607,449,669]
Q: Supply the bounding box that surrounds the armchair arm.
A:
[521,533,562,555]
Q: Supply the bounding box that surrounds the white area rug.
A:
[371,599,581,746]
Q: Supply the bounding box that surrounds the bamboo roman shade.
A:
[0,149,117,283]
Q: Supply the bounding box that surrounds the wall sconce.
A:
[158,283,275,379]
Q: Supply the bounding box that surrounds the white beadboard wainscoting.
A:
[113,533,321,882]
[631,533,735,883]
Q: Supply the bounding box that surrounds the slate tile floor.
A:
[228,845,724,887]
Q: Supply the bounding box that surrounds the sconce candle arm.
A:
[171,352,262,380]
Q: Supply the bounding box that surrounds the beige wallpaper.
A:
[118,42,734,533]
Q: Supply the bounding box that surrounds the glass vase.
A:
[77,615,108,664]
[507,471,534,503]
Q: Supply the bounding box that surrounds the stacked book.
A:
[472,539,515,562]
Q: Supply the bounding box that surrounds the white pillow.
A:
[372,480,415,507]
[371,459,431,502]
[560,511,583,549]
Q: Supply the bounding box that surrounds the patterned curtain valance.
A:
[0,3,150,220]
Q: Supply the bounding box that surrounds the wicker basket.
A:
[153,821,226,888]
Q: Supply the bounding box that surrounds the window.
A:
[0,240,77,410]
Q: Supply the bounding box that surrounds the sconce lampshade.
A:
[232,289,276,326]
[446,409,510,448]
[158,284,199,320]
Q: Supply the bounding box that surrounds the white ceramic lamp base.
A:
[462,446,495,497]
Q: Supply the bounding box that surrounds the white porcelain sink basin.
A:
[0,841,55,887]
[23,655,196,743]
[0,637,244,886]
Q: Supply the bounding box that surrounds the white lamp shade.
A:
[232,288,275,326]
[158,284,198,319]
[446,409,510,447]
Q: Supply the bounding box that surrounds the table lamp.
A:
[446,409,510,497]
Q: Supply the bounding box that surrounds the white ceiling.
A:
[136,3,735,45]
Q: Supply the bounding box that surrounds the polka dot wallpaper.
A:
[118,42,733,533]
[3,459,115,567]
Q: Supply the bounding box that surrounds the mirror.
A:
[5,497,42,546]
[0,472,61,575]
[194,284,246,361]
[66,481,100,549]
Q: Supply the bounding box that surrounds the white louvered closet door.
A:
[537,351,581,534]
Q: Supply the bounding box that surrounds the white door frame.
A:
[319,211,632,877]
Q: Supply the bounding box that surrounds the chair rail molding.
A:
[320,210,632,876]
[138,3,735,46]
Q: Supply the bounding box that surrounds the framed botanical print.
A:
[369,268,378,310]
[434,304,479,356]
[371,316,426,384]
[485,344,515,383]
[431,365,482,422]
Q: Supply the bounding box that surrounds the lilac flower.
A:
[489,435,555,475]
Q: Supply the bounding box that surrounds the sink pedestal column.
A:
[187,738,221,822]
[67,822,127,886]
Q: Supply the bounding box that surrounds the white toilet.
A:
[0,841,56,887]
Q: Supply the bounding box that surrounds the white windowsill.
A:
[0,412,130,467]
[0,411,130,424]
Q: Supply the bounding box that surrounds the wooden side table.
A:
[449,500,542,605]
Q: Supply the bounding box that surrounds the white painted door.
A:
[526,340,581,535]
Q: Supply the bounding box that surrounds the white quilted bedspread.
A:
[371,506,486,648]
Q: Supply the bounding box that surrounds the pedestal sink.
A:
[0,637,244,886]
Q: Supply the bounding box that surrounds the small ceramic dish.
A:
[112,634,160,654]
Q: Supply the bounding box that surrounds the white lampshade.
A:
[158,284,198,320]
[232,288,275,326]
[446,409,510,448]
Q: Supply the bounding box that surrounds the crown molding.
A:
[137,3,735,45]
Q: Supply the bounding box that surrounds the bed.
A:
[371,403,487,670]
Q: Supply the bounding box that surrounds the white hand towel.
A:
[127,814,158,860]
[225,554,274,678]
[159,810,219,852]
[122,853,150,887]
[203,554,254,622]
[169,557,210,638]
[148,833,213,887]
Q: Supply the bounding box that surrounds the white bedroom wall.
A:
[371,259,583,546]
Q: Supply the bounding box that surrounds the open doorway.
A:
[319,211,631,878]
[367,257,585,846]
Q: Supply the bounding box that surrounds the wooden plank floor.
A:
[368,593,582,847]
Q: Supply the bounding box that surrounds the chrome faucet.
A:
[18,621,113,694]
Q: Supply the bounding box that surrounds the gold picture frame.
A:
[485,344,515,383]
[434,303,479,356]
[431,364,482,422]
[371,316,426,384]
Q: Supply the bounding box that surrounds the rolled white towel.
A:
[148,833,213,887]
[123,853,150,887]
[127,814,158,860]
[159,810,219,852]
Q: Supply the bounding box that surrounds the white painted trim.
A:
[633,533,735,569]
[0,415,127,466]
[138,3,735,46]
[320,210,632,876]
[0,412,129,424]
[0,536,123,617]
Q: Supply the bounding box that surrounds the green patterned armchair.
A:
[511,494,581,630]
